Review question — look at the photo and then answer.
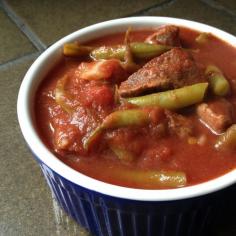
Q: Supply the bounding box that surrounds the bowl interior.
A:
[17,16,236,201]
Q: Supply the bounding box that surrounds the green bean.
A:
[206,65,230,96]
[126,83,208,109]
[114,169,187,188]
[109,144,134,162]
[83,126,102,151]
[130,42,172,59]
[90,42,172,60]
[84,109,153,150]
[90,45,124,60]
[63,43,94,57]
[195,32,210,44]
[55,75,73,113]
[64,42,171,60]
[215,124,236,151]
[121,28,140,73]
[102,109,151,128]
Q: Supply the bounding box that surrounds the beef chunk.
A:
[196,98,234,134]
[165,110,193,138]
[145,25,181,46]
[119,48,205,97]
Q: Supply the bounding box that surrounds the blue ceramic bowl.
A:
[17,17,236,236]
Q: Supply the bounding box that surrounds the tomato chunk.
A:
[75,59,127,83]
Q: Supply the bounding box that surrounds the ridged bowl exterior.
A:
[38,161,235,236]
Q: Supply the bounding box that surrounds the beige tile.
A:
[0,8,36,64]
[144,0,236,35]
[5,0,163,46]
[208,0,236,13]
[0,56,90,236]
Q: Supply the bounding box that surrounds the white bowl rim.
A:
[17,16,236,201]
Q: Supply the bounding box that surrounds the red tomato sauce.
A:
[35,27,236,189]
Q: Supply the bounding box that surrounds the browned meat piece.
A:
[165,110,193,138]
[119,48,205,97]
[145,25,181,46]
[196,98,234,134]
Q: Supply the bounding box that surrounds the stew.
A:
[35,25,236,189]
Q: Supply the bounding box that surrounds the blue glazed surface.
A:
[31,154,236,236]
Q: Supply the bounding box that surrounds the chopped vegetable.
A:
[188,137,198,145]
[215,124,236,151]
[90,45,124,60]
[101,109,152,128]
[76,59,125,81]
[206,65,230,96]
[126,83,208,109]
[109,144,134,162]
[84,109,159,150]
[121,27,140,73]
[90,42,172,61]
[195,32,210,44]
[63,43,94,57]
[114,169,187,188]
[55,75,73,113]
[63,42,171,60]
[130,42,172,59]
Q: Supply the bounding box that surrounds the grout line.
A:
[126,0,175,16]
[1,0,47,51]
[0,52,40,70]
[200,0,236,18]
